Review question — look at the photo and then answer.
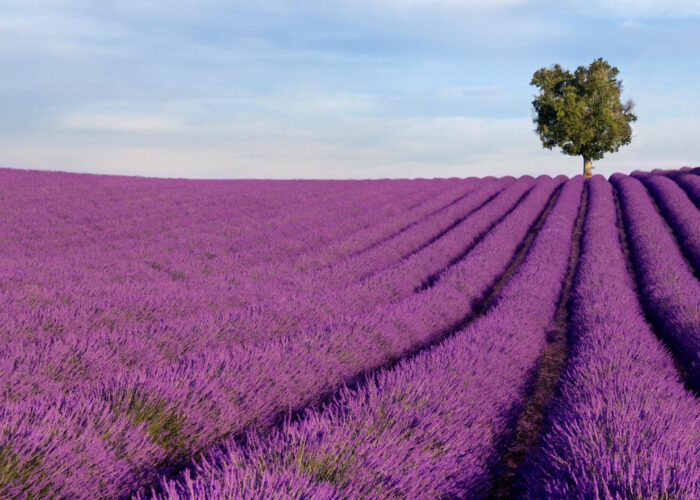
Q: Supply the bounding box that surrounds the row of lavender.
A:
[145,173,700,499]
[1,168,699,498]
[633,172,700,273]
[0,171,558,497]
[612,173,700,390]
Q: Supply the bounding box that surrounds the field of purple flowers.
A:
[0,167,698,499]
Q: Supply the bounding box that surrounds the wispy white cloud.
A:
[620,19,650,29]
[371,0,528,9]
[359,0,700,18]
[59,114,187,132]
[572,0,700,18]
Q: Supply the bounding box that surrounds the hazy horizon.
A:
[2,0,699,179]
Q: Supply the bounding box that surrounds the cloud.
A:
[620,18,649,29]
[59,114,187,132]
[374,0,527,7]
[0,5,131,45]
[571,0,700,18]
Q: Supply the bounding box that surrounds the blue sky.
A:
[1,0,699,179]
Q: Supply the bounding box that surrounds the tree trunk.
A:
[583,157,593,178]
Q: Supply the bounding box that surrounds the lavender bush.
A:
[632,171,700,273]
[666,170,700,207]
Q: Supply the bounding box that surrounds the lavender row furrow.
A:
[517,175,700,499]
[143,177,585,500]
[632,172,700,274]
[0,177,559,498]
[610,174,700,390]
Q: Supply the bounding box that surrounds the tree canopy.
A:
[530,58,637,176]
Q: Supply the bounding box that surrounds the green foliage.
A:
[0,445,47,497]
[110,391,187,455]
[296,450,349,485]
[531,58,637,162]
[293,440,351,486]
[126,396,187,453]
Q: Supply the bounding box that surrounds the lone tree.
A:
[530,58,637,177]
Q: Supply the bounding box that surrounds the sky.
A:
[1,0,699,179]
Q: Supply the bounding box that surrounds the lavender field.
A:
[0,167,699,499]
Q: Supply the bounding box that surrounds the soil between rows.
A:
[488,180,588,500]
